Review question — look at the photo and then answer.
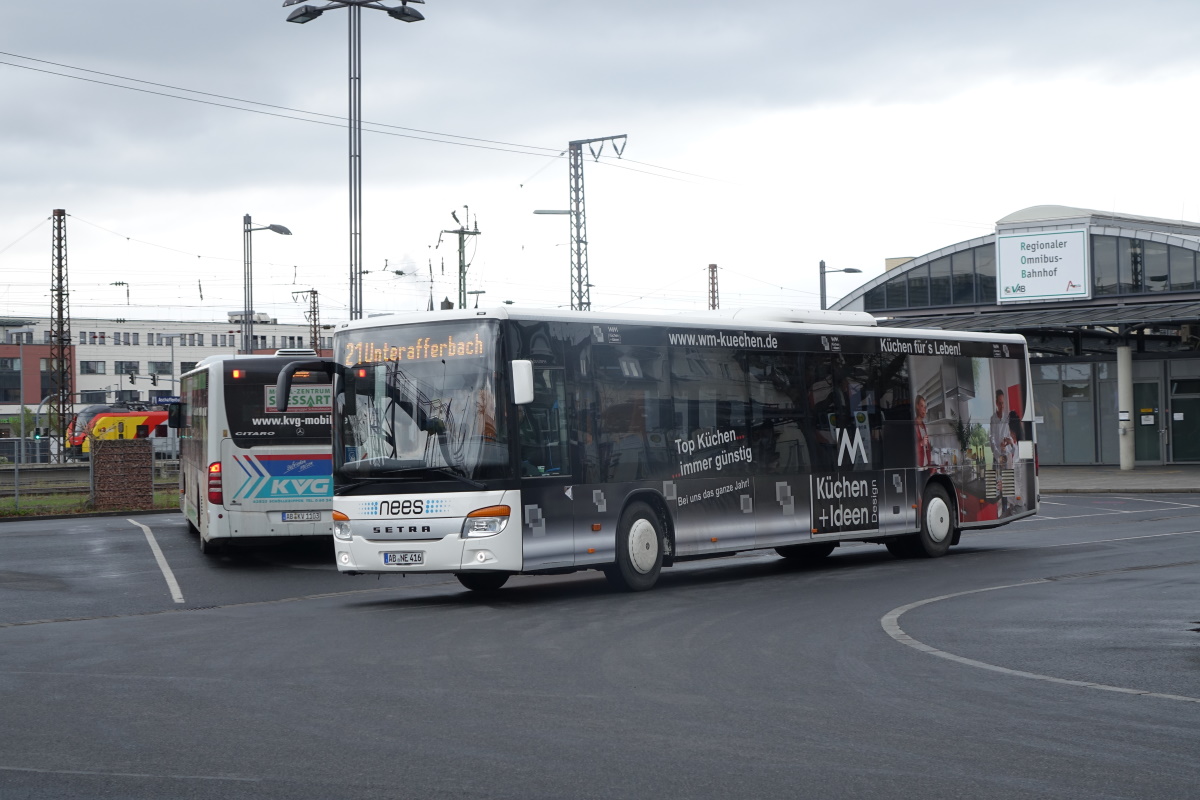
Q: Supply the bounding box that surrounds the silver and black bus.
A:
[277,308,1037,591]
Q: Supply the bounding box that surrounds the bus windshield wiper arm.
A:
[335,478,400,494]
[337,464,484,490]
[428,467,485,490]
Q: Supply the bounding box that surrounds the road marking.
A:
[127,519,184,604]
[0,765,257,782]
[881,568,1200,705]
[1107,496,1200,507]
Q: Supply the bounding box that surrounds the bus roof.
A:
[337,307,1029,345]
[184,349,321,376]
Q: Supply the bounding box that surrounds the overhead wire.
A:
[0,52,720,183]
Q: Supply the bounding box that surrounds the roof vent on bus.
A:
[714,308,878,327]
[274,348,319,357]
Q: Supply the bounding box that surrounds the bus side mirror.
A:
[276,359,334,413]
[167,403,183,428]
[512,360,534,405]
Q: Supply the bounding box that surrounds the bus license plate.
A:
[282,511,321,522]
[383,551,424,566]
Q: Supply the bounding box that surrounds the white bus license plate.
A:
[282,511,321,522]
[383,551,424,566]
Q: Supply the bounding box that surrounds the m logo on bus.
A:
[836,427,868,467]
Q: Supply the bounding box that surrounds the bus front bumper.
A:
[334,531,522,575]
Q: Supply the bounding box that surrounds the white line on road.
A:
[881,570,1200,705]
[128,519,184,604]
[0,765,257,782]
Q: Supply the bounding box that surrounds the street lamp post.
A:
[283,0,427,321]
[243,215,292,353]
[819,260,862,310]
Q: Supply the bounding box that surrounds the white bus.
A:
[170,351,334,554]
[276,308,1037,591]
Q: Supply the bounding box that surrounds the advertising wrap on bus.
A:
[314,308,1038,593]
[226,451,333,505]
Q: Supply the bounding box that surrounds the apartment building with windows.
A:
[0,313,331,436]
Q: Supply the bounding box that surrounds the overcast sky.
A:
[4,1,1200,326]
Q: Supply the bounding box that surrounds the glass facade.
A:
[863,243,998,312]
[862,235,1200,312]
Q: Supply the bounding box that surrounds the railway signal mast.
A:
[48,209,73,464]
[567,135,625,311]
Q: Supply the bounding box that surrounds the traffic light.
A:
[128,372,135,384]
[32,427,41,440]
[151,374,158,386]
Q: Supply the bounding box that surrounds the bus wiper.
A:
[335,478,403,495]
[338,460,484,490]
[428,467,485,490]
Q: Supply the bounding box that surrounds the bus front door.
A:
[518,369,578,571]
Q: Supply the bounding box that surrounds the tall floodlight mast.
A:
[283,0,428,320]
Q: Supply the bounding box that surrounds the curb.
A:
[0,508,183,524]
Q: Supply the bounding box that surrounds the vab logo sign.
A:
[836,427,868,466]
[1004,284,1027,295]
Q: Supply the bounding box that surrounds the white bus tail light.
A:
[207,462,223,505]
[462,505,510,537]
[333,510,352,541]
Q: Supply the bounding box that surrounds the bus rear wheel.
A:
[604,501,664,592]
[456,573,509,592]
[888,484,955,559]
[199,534,224,556]
[775,541,837,562]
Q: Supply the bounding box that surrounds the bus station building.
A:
[833,205,1200,467]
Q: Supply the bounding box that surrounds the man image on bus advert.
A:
[915,394,932,469]
[990,390,1009,467]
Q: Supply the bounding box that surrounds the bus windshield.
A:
[336,320,509,482]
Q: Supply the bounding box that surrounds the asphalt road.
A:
[1,494,1198,799]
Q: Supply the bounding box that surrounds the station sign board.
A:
[996,228,1090,304]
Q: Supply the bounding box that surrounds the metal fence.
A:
[0,458,179,517]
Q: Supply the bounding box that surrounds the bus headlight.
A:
[461,505,510,538]
[333,511,352,541]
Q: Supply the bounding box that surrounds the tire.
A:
[199,533,224,556]
[885,537,919,558]
[456,572,509,592]
[604,501,664,592]
[775,541,837,562]
[889,484,955,559]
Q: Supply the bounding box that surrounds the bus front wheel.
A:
[604,501,664,592]
[456,573,509,592]
[888,484,954,559]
